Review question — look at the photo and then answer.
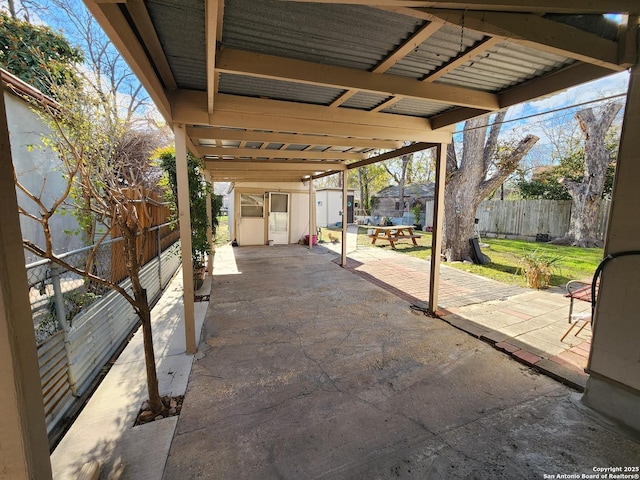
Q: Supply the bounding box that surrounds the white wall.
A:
[231,182,311,245]
[6,92,83,263]
[315,189,352,227]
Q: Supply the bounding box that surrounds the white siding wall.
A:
[231,182,311,245]
[6,92,84,262]
[316,190,329,228]
[315,189,354,227]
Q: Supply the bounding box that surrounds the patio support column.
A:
[205,171,214,274]
[0,82,52,479]
[174,123,197,354]
[341,170,348,266]
[309,179,314,250]
[429,143,447,314]
[583,36,640,432]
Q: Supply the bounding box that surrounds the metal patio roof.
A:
[84,0,638,182]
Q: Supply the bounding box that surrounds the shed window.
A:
[240,193,264,217]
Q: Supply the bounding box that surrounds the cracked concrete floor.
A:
[164,245,639,479]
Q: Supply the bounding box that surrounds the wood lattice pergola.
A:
[80,0,639,355]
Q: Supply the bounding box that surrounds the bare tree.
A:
[384,152,413,215]
[444,111,539,261]
[552,103,622,247]
[17,82,168,414]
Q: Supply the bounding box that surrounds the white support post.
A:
[583,46,640,431]
[309,179,314,250]
[174,124,197,355]
[429,143,447,314]
[0,82,52,479]
[341,170,348,266]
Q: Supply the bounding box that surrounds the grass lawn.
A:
[347,226,602,288]
[214,215,229,246]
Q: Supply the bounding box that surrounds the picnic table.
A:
[368,225,421,249]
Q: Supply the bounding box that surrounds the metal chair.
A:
[561,280,596,342]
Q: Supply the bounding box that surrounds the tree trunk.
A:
[124,230,164,413]
[555,104,621,247]
[443,113,539,261]
[358,167,369,215]
[136,288,163,413]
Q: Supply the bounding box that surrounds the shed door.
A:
[268,192,289,244]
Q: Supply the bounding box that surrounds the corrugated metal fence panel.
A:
[37,331,74,434]
[161,242,182,287]
[66,245,182,397]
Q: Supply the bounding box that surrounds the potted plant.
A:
[192,256,206,290]
[411,203,422,231]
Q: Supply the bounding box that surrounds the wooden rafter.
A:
[430,62,614,129]
[421,9,628,71]
[331,20,443,107]
[206,0,223,113]
[216,48,500,110]
[126,0,176,90]
[83,1,171,120]
[372,35,502,112]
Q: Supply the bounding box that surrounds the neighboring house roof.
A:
[374,183,435,199]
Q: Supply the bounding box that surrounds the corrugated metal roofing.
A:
[222,0,422,71]
[381,98,450,118]
[218,73,343,106]
[146,0,206,90]
[388,25,486,80]
[341,92,393,110]
[140,0,616,159]
[437,42,575,92]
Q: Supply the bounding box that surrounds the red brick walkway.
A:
[330,246,592,391]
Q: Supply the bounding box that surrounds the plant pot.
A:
[413,224,422,231]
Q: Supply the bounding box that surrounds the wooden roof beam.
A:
[187,127,404,149]
[430,62,614,129]
[171,90,453,142]
[126,0,176,90]
[83,1,171,120]
[205,160,346,171]
[216,48,500,110]
[199,147,365,160]
[372,35,502,112]
[346,142,438,170]
[206,0,223,113]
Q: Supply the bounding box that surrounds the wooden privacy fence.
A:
[422,199,611,240]
[110,189,179,284]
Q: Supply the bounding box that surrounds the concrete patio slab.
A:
[164,245,639,479]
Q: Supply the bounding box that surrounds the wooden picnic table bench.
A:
[368,225,421,249]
